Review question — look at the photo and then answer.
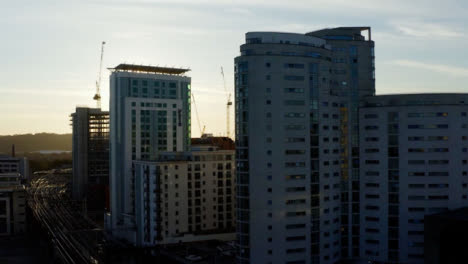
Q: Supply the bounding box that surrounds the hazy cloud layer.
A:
[0,0,467,135]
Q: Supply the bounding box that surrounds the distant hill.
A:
[0,133,72,154]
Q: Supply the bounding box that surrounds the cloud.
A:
[389,20,464,38]
[390,60,468,77]
[0,89,90,97]
[227,8,253,16]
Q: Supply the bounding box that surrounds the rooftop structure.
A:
[307,26,371,41]
[191,136,235,150]
[109,64,190,75]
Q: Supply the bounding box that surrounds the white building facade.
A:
[133,140,235,246]
[107,64,191,241]
[359,94,468,264]
[235,28,375,264]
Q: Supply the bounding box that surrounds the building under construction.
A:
[71,107,109,223]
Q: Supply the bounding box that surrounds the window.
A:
[428,148,449,152]
[286,199,306,205]
[286,236,306,241]
[365,125,378,130]
[286,224,306,229]
[365,205,379,211]
[428,160,449,165]
[286,248,306,254]
[284,63,305,69]
[285,162,305,168]
[285,137,305,143]
[427,136,448,141]
[286,187,306,192]
[286,174,306,180]
[285,149,305,155]
[285,112,305,118]
[428,172,449,176]
[286,211,306,217]
[284,88,304,93]
[408,112,448,118]
[365,183,379,188]
[365,216,379,222]
[408,148,425,153]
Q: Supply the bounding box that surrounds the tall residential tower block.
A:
[107,64,191,241]
[234,28,374,264]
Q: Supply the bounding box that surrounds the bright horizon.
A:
[1,0,468,137]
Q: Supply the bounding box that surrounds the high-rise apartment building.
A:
[235,28,374,264]
[107,64,191,240]
[132,136,235,246]
[359,94,468,264]
[306,28,375,259]
[71,107,109,221]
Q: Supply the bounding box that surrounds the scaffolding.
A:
[71,108,109,223]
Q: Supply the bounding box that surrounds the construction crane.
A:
[220,67,232,138]
[191,92,206,136]
[93,41,106,109]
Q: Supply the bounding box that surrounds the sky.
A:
[1,0,468,137]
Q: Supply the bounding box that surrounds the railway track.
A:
[27,170,106,264]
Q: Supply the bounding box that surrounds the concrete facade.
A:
[359,94,468,264]
[132,141,235,246]
[71,107,109,204]
[235,28,374,264]
[0,155,29,182]
[0,173,26,236]
[108,65,191,240]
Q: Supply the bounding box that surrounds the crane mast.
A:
[93,41,106,109]
[221,67,232,138]
[191,92,205,136]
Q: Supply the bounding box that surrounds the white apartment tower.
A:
[235,28,374,264]
[107,64,191,241]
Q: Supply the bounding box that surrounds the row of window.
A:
[364,112,468,119]
[131,79,178,87]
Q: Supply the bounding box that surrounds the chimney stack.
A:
[12,144,15,157]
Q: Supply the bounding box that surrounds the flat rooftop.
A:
[109,64,190,75]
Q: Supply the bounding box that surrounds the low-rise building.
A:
[123,137,236,246]
[0,173,26,235]
[0,155,29,181]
